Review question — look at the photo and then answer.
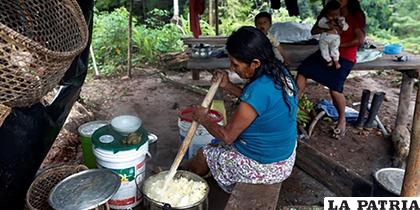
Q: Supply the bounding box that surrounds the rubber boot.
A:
[364,92,385,128]
[354,89,370,128]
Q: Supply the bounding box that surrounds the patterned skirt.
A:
[203,144,296,193]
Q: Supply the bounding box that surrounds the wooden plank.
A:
[182,36,228,47]
[186,44,420,71]
[353,56,420,70]
[224,183,282,210]
[295,140,372,196]
[187,54,420,71]
[187,57,230,69]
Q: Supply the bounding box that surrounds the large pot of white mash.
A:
[142,170,209,210]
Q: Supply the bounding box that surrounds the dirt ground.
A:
[302,70,416,180]
[40,60,416,207]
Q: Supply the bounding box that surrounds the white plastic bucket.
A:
[178,108,224,159]
[93,142,149,209]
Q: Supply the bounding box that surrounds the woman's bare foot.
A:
[332,122,346,140]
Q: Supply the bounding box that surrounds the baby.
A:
[317,0,348,69]
[255,12,289,65]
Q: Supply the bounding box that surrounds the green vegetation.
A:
[90,0,419,76]
[297,95,315,128]
[360,0,420,53]
[91,8,184,76]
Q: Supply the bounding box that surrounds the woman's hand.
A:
[212,69,243,97]
[283,58,289,66]
[212,70,230,89]
[332,24,343,34]
[327,20,335,29]
[192,105,209,124]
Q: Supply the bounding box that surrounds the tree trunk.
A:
[171,0,181,25]
[209,0,215,26]
[215,0,219,35]
[127,0,133,78]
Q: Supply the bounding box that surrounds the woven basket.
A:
[0,0,89,108]
[25,164,88,210]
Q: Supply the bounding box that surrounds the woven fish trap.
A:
[0,0,88,108]
[25,164,88,210]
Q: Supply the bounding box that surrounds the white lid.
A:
[99,135,114,144]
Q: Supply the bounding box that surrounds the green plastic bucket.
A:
[78,121,108,168]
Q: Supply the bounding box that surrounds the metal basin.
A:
[142,170,209,210]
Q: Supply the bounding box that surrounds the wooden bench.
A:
[295,140,372,196]
[224,183,282,210]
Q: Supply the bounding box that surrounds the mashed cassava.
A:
[147,177,207,208]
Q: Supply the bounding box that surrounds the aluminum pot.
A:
[141,170,209,210]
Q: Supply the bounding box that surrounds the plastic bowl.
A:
[384,44,402,55]
[111,115,142,136]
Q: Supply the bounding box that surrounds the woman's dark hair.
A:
[254,12,272,25]
[226,26,296,112]
[318,0,341,20]
[347,0,363,13]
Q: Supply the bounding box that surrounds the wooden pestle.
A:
[166,77,222,182]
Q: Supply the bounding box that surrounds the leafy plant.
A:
[95,0,127,12]
[90,7,185,76]
[297,95,315,128]
[132,23,184,63]
[92,7,131,76]
[145,9,171,29]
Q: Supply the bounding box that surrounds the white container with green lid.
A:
[92,124,149,209]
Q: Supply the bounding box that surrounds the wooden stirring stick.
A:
[166,77,222,181]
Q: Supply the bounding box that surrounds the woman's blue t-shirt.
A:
[234,74,297,164]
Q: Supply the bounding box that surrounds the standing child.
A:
[255,12,289,65]
[317,0,349,69]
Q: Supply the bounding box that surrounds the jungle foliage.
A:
[91,0,419,76]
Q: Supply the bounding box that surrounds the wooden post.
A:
[192,69,200,80]
[173,0,179,18]
[171,0,181,25]
[401,70,420,197]
[127,0,133,78]
[392,71,416,165]
[393,72,415,129]
[142,0,146,19]
[215,0,219,35]
[89,45,99,76]
[209,0,215,26]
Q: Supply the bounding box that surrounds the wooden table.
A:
[187,44,420,71]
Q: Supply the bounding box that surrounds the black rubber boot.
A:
[364,92,385,128]
[354,89,371,128]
